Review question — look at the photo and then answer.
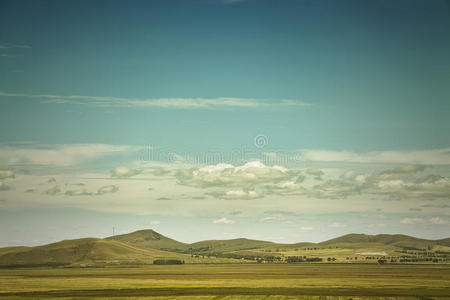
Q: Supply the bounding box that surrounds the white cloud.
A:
[0,144,134,167]
[177,161,295,188]
[213,217,235,224]
[0,91,312,110]
[63,185,119,196]
[329,222,347,228]
[177,161,309,199]
[260,217,280,223]
[149,221,161,225]
[177,160,450,201]
[300,149,450,165]
[221,189,261,200]
[96,185,119,195]
[111,166,141,178]
[401,217,448,225]
[314,165,450,200]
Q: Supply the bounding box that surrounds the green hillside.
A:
[0,238,187,267]
[320,233,449,249]
[104,230,450,257]
[189,238,279,253]
[0,246,30,256]
[1,230,449,267]
[105,229,188,252]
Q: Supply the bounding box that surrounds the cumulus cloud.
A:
[176,160,449,201]
[213,217,235,224]
[111,166,141,178]
[96,185,119,195]
[63,185,119,196]
[211,189,261,200]
[313,165,450,200]
[177,161,294,188]
[177,161,307,199]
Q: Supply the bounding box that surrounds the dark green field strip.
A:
[13,273,450,281]
[0,287,449,298]
[6,264,450,279]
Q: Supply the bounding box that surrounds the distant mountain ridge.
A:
[320,233,450,248]
[105,230,450,252]
[1,230,449,267]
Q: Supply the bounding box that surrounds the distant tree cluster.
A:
[286,256,322,263]
[153,259,184,265]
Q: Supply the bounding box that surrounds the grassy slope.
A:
[320,233,449,249]
[1,230,449,266]
[0,238,187,266]
[105,229,188,251]
[189,238,278,253]
[106,230,450,256]
[0,246,30,256]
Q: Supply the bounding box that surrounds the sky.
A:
[0,0,449,246]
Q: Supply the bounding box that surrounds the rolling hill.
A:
[320,233,450,248]
[189,238,279,253]
[0,237,187,267]
[105,229,188,252]
[1,230,449,267]
[107,230,450,254]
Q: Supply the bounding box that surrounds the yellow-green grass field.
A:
[0,264,449,299]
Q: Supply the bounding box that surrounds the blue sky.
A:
[0,0,449,245]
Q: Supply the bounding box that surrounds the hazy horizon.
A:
[1,0,449,247]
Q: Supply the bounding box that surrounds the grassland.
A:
[0,264,449,299]
[1,231,449,299]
